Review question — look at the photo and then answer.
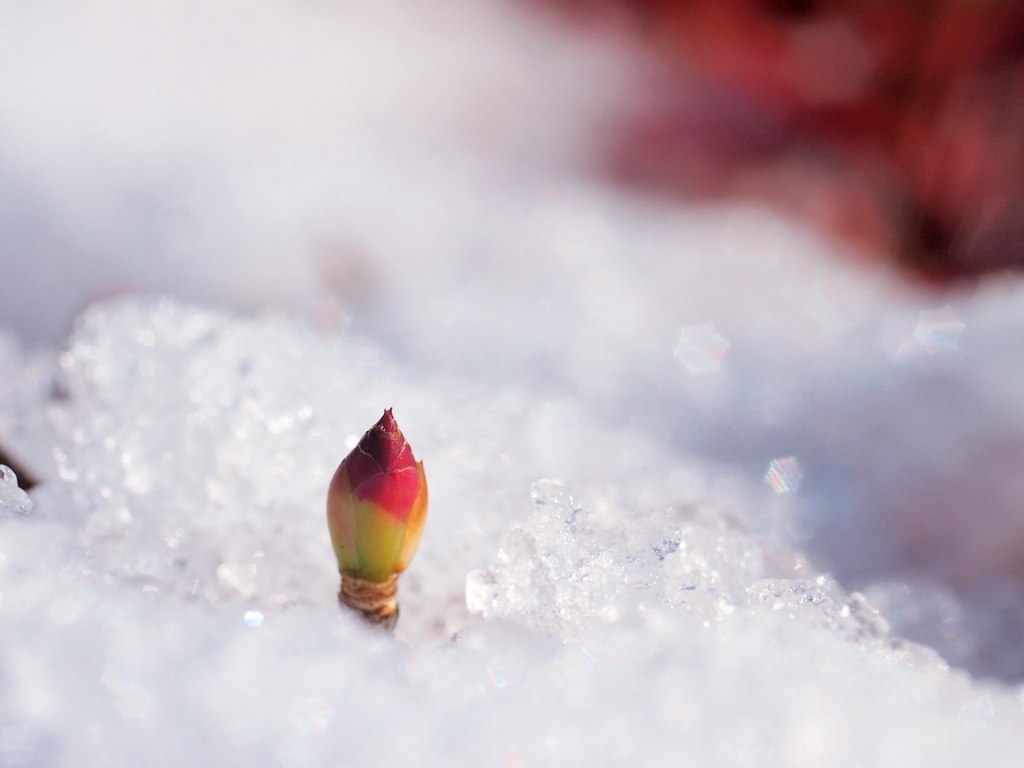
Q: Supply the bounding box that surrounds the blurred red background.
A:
[545,0,1024,282]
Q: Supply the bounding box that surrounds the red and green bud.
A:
[327,409,428,582]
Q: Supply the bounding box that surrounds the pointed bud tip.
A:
[351,408,415,483]
[378,408,398,435]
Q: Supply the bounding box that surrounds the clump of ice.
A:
[468,479,694,637]
[0,466,32,518]
[468,478,898,650]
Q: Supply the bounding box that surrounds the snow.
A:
[2,0,1024,764]
[0,466,32,519]
[1,293,1022,766]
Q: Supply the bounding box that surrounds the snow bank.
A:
[0,297,1022,767]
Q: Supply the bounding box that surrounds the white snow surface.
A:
[3,0,1024,764]
[0,294,1020,767]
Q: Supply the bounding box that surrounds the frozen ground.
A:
[3,0,1024,765]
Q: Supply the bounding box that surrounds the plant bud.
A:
[327,410,427,626]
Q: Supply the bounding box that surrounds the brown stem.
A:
[339,573,399,630]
